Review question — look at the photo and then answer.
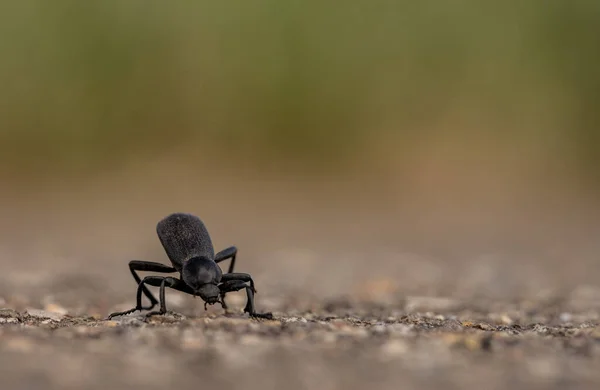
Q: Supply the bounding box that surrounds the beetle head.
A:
[195,283,221,304]
[182,256,222,304]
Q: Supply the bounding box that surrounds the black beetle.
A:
[107,212,273,320]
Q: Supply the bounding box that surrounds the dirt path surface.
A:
[1,167,599,390]
[1,297,600,390]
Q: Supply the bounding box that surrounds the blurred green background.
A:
[1,1,600,331]
[0,1,598,188]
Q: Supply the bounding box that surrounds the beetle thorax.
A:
[182,256,222,290]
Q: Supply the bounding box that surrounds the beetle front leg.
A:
[220,273,256,292]
[214,247,238,307]
[219,275,272,319]
[107,276,193,319]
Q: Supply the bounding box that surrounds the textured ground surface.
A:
[1,170,600,390]
[2,288,600,390]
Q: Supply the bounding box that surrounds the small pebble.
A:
[442,319,462,332]
[532,324,548,334]
[44,303,69,316]
[559,312,573,323]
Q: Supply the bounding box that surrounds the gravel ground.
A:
[1,290,600,390]
[1,171,600,390]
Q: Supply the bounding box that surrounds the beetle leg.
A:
[107,276,192,319]
[215,246,238,274]
[125,261,178,310]
[214,246,238,307]
[220,273,256,292]
[219,274,273,320]
[144,277,168,317]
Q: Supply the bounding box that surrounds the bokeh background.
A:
[1,2,600,390]
[0,0,599,312]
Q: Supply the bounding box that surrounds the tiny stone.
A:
[532,324,548,334]
[500,315,513,325]
[559,312,572,323]
[442,319,462,332]
[44,303,69,316]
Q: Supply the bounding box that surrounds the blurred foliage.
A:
[0,1,598,178]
